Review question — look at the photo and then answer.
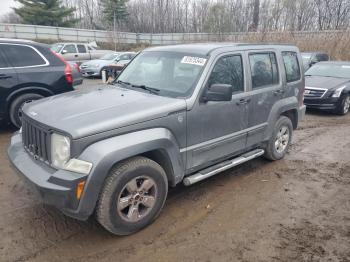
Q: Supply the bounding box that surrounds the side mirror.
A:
[202,84,233,102]
[61,50,68,54]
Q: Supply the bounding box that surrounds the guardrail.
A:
[0,23,349,46]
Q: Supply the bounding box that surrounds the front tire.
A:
[335,94,350,115]
[264,116,293,161]
[96,156,168,235]
[9,93,44,128]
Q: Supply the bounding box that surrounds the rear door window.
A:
[77,44,87,53]
[0,51,9,68]
[0,44,47,67]
[282,51,301,82]
[208,54,244,93]
[249,52,279,89]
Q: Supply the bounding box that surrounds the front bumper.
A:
[80,67,100,77]
[7,133,91,220]
[304,97,340,110]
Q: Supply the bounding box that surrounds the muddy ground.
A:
[0,111,349,262]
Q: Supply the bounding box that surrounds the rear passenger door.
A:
[244,51,283,147]
[76,44,89,62]
[0,46,18,121]
[0,44,50,92]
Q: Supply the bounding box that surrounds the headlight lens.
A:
[332,86,346,98]
[51,133,92,174]
[51,133,70,168]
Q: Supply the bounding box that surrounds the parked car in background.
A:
[106,53,137,74]
[0,39,80,127]
[50,42,112,63]
[80,52,136,77]
[301,52,329,71]
[8,43,305,235]
[304,61,350,115]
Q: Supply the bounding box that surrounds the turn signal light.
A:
[76,181,86,200]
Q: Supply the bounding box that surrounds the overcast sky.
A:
[0,0,18,16]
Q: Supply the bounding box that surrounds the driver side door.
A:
[185,53,249,172]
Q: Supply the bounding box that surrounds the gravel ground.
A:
[0,81,349,262]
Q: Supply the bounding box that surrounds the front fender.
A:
[74,128,184,218]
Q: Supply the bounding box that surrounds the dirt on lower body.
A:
[0,111,349,262]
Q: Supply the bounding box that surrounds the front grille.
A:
[22,117,50,163]
[304,87,327,98]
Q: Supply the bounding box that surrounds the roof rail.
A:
[0,38,35,43]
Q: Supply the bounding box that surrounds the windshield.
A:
[116,51,208,98]
[50,43,64,53]
[100,53,120,60]
[306,63,350,78]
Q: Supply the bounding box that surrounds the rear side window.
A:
[0,44,46,67]
[0,52,9,68]
[77,44,87,53]
[208,55,244,93]
[282,52,301,82]
[249,53,279,89]
[62,44,77,53]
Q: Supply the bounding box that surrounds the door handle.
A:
[0,74,12,79]
[74,54,78,57]
[236,98,251,105]
[274,89,285,96]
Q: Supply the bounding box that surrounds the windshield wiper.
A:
[115,80,131,86]
[131,84,160,94]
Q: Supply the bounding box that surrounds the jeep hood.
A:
[23,85,187,138]
[305,76,350,90]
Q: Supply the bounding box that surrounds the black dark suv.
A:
[0,39,81,127]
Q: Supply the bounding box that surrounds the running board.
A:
[183,149,265,186]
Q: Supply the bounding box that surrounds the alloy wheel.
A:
[275,126,290,153]
[117,176,158,222]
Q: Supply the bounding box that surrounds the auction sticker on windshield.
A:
[181,56,207,66]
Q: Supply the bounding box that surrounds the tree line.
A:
[2,0,349,33]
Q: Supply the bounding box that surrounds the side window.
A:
[62,44,77,54]
[77,44,87,53]
[207,55,244,93]
[0,51,9,68]
[249,53,279,89]
[316,54,329,61]
[1,44,46,67]
[282,51,301,83]
[120,54,129,60]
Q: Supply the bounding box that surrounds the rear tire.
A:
[264,116,293,161]
[9,93,44,128]
[335,94,350,115]
[96,156,168,235]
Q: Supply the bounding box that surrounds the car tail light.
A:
[50,50,73,85]
[73,63,80,73]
